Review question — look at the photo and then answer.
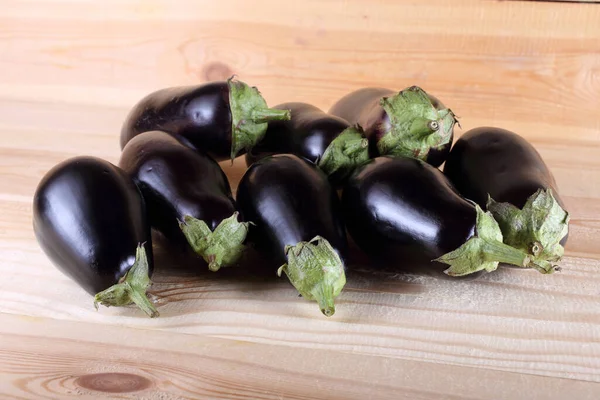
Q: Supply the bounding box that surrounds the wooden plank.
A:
[1,0,600,397]
[2,210,599,382]
[1,312,599,400]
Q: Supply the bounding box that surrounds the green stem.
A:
[227,77,291,159]
[277,236,346,317]
[317,126,370,186]
[179,212,250,272]
[94,244,158,318]
[377,86,456,160]
[311,283,336,317]
[480,239,531,267]
[436,204,540,277]
[250,108,291,123]
[487,188,569,273]
[127,284,160,318]
[343,137,369,156]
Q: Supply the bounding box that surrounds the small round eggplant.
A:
[245,102,369,185]
[33,156,157,317]
[443,127,569,273]
[342,156,551,279]
[236,154,348,316]
[120,77,291,161]
[329,86,457,167]
[119,131,249,272]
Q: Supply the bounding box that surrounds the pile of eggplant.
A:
[33,77,570,318]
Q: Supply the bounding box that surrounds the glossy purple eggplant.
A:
[342,156,551,279]
[444,127,569,272]
[236,154,347,316]
[329,86,456,167]
[119,131,249,272]
[33,156,157,317]
[245,102,369,185]
[120,78,290,161]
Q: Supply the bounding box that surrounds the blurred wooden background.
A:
[1,0,600,398]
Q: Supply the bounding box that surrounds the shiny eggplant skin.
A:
[245,102,350,164]
[33,156,153,295]
[341,156,483,279]
[236,154,348,264]
[119,131,236,251]
[329,88,449,166]
[120,82,233,161]
[443,126,564,209]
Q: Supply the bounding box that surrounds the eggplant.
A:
[245,102,369,185]
[342,156,551,279]
[33,156,157,317]
[329,86,456,167]
[120,77,291,161]
[119,131,249,272]
[443,127,569,272]
[236,154,347,316]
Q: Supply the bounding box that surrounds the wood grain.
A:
[2,313,600,400]
[1,0,600,398]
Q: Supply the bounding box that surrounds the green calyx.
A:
[227,77,291,159]
[94,244,159,318]
[435,204,549,277]
[378,86,457,160]
[277,236,346,317]
[317,126,370,185]
[487,189,569,274]
[179,212,250,272]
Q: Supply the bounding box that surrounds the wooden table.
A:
[1,1,599,398]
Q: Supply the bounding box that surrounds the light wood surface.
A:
[1,0,600,398]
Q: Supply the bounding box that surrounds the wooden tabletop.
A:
[1,0,600,398]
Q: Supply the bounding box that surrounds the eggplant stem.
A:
[179,211,250,272]
[377,86,455,160]
[250,108,291,123]
[93,244,158,318]
[436,204,556,277]
[278,236,346,317]
[312,282,336,317]
[487,188,569,272]
[480,239,531,267]
[318,126,370,186]
[227,77,291,159]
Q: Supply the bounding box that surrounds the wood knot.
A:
[75,373,153,393]
[201,61,234,81]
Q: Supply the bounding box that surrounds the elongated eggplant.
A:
[342,156,552,279]
[443,127,569,272]
[33,156,157,317]
[329,86,456,167]
[245,102,369,185]
[120,77,291,161]
[119,131,249,272]
[237,154,347,316]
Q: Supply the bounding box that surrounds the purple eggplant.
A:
[245,102,369,186]
[120,78,290,161]
[237,154,347,316]
[444,127,569,272]
[119,131,249,272]
[33,156,157,317]
[342,156,553,279]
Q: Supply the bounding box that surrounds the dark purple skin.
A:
[443,126,567,245]
[236,154,348,265]
[119,131,237,251]
[120,82,233,161]
[329,88,450,167]
[341,156,483,280]
[33,156,153,295]
[245,102,351,165]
